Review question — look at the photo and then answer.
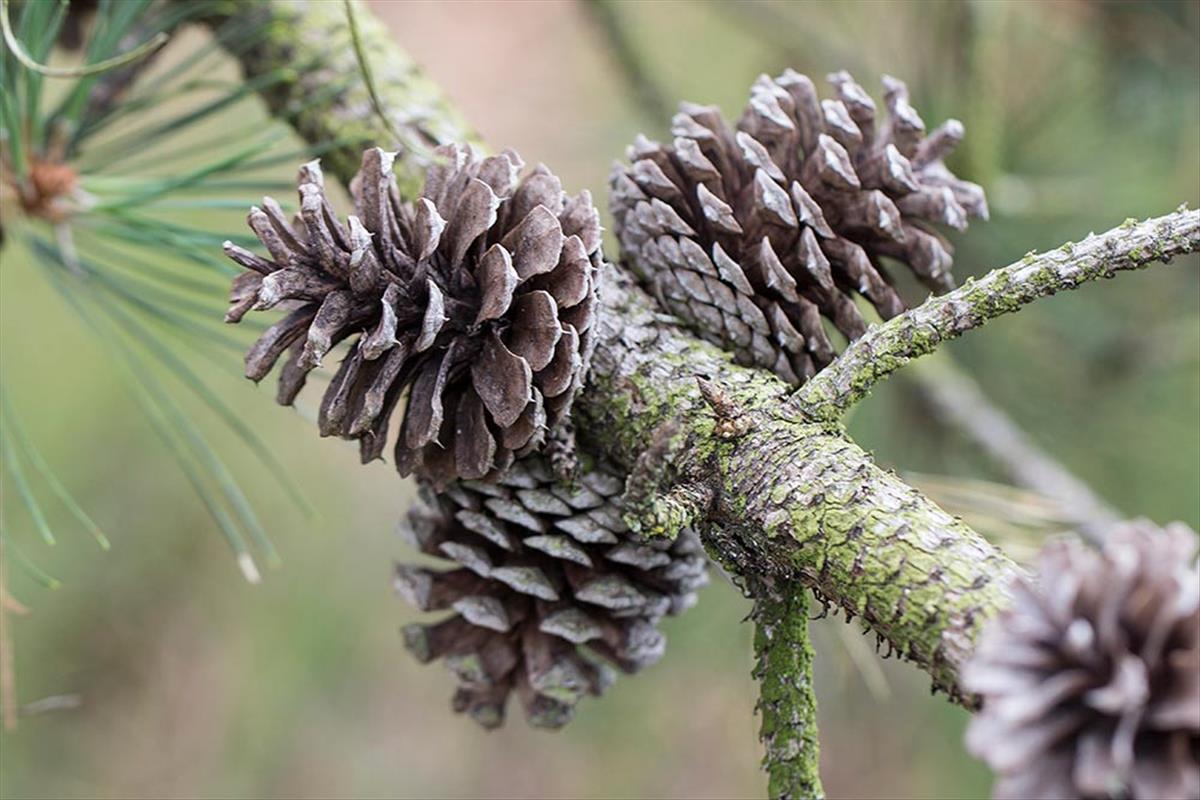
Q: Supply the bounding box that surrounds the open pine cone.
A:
[962,520,1200,800]
[610,70,987,385]
[224,144,603,485]
[395,457,708,729]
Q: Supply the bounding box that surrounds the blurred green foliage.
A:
[1,2,1197,798]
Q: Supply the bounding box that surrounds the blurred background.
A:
[1,1,1197,798]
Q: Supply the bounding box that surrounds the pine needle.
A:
[0,427,57,547]
[0,392,109,550]
[1,0,167,79]
[3,0,328,581]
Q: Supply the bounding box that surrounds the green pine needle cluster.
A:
[0,0,345,586]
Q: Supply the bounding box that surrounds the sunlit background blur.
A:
[1,1,1198,798]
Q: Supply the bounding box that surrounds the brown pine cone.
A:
[224,145,603,485]
[610,70,987,385]
[395,458,709,729]
[962,520,1200,800]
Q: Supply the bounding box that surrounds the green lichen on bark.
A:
[752,579,823,800]
[723,417,1018,699]
[581,277,1022,699]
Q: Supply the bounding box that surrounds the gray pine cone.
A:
[610,70,987,384]
[224,144,603,485]
[395,458,709,729]
[962,520,1200,800]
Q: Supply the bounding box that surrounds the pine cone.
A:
[962,520,1200,800]
[224,145,603,485]
[610,70,987,385]
[60,0,98,50]
[395,458,709,729]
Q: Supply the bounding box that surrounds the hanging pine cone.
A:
[609,70,987,385]
[962,520,1200,800]
[395,458,709,729]
[224,144,603,485]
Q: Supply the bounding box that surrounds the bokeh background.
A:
[1,1,1197,798]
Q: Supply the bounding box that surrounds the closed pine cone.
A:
[395,457,708,729]
[610,70,987,385]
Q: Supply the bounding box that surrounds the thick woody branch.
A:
[796,209,1200,421]
[580,277,1021,699]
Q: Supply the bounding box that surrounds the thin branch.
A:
[796,208,1200,421]
[906,358,1117,543]
[752,578,824,800]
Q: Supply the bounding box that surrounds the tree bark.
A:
[752,577,824,800]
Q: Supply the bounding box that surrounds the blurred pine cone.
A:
[962,520,1200,800]
[610,70,987,384]
[60,0,99,50]
[395,457,708,729]
[224,145,603,485]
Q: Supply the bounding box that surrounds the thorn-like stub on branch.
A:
[696,376,751,439]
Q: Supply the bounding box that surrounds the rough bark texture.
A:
[795,209,1200,420]
[752,578,823,800]
[581,274,1020,699]
[213,0,1194,701]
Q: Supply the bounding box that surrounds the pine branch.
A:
[581,0,1125,551]
[752,577,823,800]
[217,0,478,196]
[795,209,1200,421]
[216,0,1199,702]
